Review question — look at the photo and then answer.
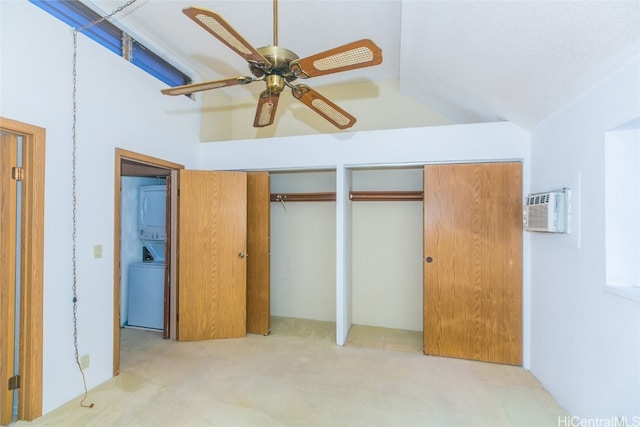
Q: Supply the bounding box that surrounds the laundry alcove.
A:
[119,176,167,329]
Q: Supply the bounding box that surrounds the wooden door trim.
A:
[113,148,183,375]
[0,117,45,421]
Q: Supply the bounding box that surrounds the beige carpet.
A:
[17,317,566,426]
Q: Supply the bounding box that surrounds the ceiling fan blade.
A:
[253,91,280,127]
[161,76,254,96]
[290,39,382,79]
[183,7,270,68]
[292,85,356,129]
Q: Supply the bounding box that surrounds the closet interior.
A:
[268,167,424,353]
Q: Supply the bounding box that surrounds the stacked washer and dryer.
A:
[127,185,166,330]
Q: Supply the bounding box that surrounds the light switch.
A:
[93,244,103,259]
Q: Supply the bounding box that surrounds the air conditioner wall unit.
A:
[523,188,571,233]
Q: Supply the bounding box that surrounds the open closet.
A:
[269,170,337,323]
[265,162,522,364]
[266,167,425,352]
[347,167,424,352]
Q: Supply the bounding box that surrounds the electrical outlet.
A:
[93,244,103,259]
[80,354,90,370]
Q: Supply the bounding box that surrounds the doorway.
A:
[0,117,45,423]
[113,148,183,375]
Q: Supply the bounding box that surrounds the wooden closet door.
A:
[423,162,522,365]
[246,172,271,335]
[0,134,17,425]
[177,170,247,341]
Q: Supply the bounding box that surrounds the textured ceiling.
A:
[401,1,640,128]
[89,0,639,130]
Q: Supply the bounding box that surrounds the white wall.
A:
[1,2,201,414]
[529,57,640,419]
[336,167,354,344]
[352,200,423,330]
[605,128,640,287]
[211,80,454,141]
[270,202,337,321]
[197,121,530,171]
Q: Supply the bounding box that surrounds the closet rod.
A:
[269,191,423,202]
[270,192,337,202]
[349,191,423,201]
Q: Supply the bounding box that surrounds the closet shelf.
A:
[349,191,423,201]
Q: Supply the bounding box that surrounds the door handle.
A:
[425,256,433,263]
[239,252,248,258]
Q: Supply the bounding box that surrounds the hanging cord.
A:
[71,0,137,409]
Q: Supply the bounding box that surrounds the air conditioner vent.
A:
[523,188,571,233]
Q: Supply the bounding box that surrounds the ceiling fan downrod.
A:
[273,0,278,46]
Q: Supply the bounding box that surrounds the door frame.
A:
[0,117,45,421]
[113,148,183,375]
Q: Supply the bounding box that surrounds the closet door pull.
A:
[425,256,433,263]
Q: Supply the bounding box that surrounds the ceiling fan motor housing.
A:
[250,46,300,93]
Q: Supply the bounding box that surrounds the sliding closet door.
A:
[177,170,247,341]
[246,172,271,335]
[423,162,522,365]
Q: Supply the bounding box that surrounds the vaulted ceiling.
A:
[89,0,639,131]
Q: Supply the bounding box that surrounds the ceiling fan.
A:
[161,0,383,129]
